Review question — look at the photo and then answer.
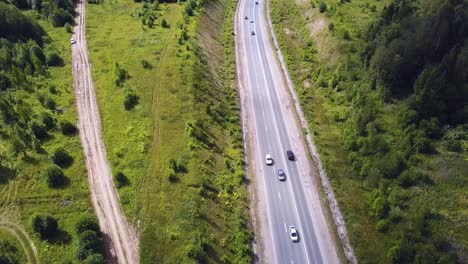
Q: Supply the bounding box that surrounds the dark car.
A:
[287,150,295,161]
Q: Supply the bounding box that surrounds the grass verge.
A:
[86,0,251,262]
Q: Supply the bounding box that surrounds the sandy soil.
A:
[71,1,139,263]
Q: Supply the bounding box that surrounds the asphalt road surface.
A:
[235,0,341,263]
[71,1,139,263]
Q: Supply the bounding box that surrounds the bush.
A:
[44,165,66,188]
[60,121,77,135]
[76,217,100,235]
[446,139,461,152]
[343,30,351,40]
[123,88,139,110]
[77,230,103,260]
[140,59,152,69]
[0,240,19,264]
[65,23,73,33]
[166,168,177,182]
[83,253,105,264]
[50,8,73,27]
[31,214,58,239]
[376,219,389,232]
[114,171,129,188]
[44,97,56,110]
[51,148,73,168]
[161,18,168,28]
[319,2,327,13]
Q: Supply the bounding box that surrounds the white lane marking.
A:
[251,11,312,264]
[278,192,281,201]
[291,260,294,264]
[284,223,287,233]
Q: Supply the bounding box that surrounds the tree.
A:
[319,2,327,13]
[123,88,139,110]
[83,254,105,264]
[43,165,66,188]
[114,171,129,188]
[76,217,100,235]
[0,240,19,264]
[31,214,58,239]
[77,230,103,261]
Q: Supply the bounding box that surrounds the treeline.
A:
[364,0,468,125]
[6,0,75,27]
[340,0,467,262]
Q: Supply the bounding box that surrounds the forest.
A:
[344,0,468,262]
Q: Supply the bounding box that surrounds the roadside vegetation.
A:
[270,0,467,262]
[0,1,102,263]
[86,0,251,261]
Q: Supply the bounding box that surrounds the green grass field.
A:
[0,17,96,263]
[269,0,467,263]
[86,0,251,262]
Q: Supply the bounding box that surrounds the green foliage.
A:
[319,2,327,12]
[114,171,129,188]
[51,147,73,168]
[140,59,152,69]
[31,214,59,239]
[114,62,129,87]
[76,230,104,261]
[123,86,139,110]
[0,240,19,264]
[82,254,105,264]
[76,217,100,235]
[43,165,66,188]
[0,2,46,43]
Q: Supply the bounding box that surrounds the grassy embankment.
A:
[86,0,251,262]
[0,8,97,263]
[269,0,467,263]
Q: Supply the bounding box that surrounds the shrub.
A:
[114,171,129,188]
[51,148,73,168]
[31,214,58,239]
[161,18,168,28]
[328,23,335,32]
[60,121,77,135]
[0,240,19,264]
[123,88,139,110]
[376,219,389,232]
[446,139,461,152]
[65,22,72,33]
[166,168,177,182]
[44,97,56,110]
[319,2,327,13]
[76,217,100,235]
[44,165,66,188]
[77,230,103,261]
[83,254,105,264]
[343,30,351,40]
[140,59,152,69]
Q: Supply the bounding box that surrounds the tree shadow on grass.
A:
[46,229,71,245]
[0,166,16,184]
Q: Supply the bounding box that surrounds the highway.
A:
[235,0,341,262]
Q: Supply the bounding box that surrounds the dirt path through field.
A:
[71,1,139,263]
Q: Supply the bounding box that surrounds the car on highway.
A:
[250,19,254,23]
[251,31,255,35]
[70,38,76,44]
[289,226,299,242]
[277,169,286,181]
[265,154,273,165]
[245,15,248,20]
[287,150,295,161]
[255,1,258,4]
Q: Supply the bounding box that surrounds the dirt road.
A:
[71,1,139,263]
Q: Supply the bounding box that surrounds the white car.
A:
[289,226,299,242]
[250,19,254,23]
[277,169,286,181]
[70,38,76,44]
[265,154,273,165]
